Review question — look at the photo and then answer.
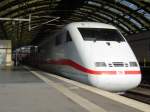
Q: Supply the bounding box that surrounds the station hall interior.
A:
[0,0,150,112]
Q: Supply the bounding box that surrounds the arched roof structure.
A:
[0,0,149,47]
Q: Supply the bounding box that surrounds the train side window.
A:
[66,31,72,42]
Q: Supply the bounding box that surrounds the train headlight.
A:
[95,62,106,67]
[129,62,138,67]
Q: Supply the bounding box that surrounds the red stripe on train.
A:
[47,59,141,75]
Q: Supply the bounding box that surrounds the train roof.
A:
[65,22,117,30]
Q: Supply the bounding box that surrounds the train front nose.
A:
[89,73,141,92]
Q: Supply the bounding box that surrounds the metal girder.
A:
[0,21,7,39]
[71,11,127,34]
[78,5,138,33]
[0,0,149,46]
[74,4,138,33]
[1,1,51,17]
[0,17,30,21]
[92,0,149,29]
[115,0,150,28]
[127,0,150,12]
[49,0,88,18]
[91,0,148,29]
[0,0,27,13]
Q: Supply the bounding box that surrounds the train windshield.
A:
[78,28,125,42]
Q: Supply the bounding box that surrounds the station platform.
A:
[0,66,149,112]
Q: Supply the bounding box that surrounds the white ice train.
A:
[34,22,141,92]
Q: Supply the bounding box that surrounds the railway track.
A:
[123,84,150,104]
[140,84,150,89]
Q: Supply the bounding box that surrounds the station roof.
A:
[0,0,149,48]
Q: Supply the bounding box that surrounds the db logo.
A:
[117,71,124,75]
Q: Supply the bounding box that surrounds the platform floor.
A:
[0,66,149,112]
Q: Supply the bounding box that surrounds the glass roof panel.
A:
[129,18,142,28]
[0,0,150,43]
[137,9,145,14]
[119,0,150,21]
[144,13,150,20]
[119,0,138,10]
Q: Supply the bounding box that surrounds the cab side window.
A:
[66,31,72,42]
[55,32,67,46]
